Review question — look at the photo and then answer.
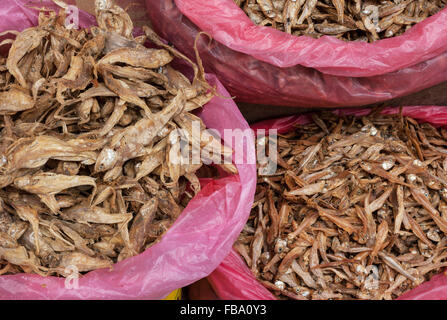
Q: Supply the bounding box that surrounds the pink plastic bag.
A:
[144,0,447,108]
[0,1,256,300]
[204,106,447,300]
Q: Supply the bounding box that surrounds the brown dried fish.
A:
[238,111,447,300]
[0,88,34,115]
[0,0,237,278]
[235,0,446,42]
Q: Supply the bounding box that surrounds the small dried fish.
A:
[238,111,447,300]
[235,0,446,42]
[0,88,34,115]
[0,0,237,278]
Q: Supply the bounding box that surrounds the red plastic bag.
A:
[203,106,447,300]
[144,0,447,108]
[0,1,256,300]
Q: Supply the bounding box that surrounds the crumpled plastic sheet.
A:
[202,106,447,300]
[0,0,257,300]
[144,0,447,107]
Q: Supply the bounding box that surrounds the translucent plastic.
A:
[144,0,447,107]
[0,1,257,300]
[204,106,447,300]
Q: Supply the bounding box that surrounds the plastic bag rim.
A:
[173,0,447,77]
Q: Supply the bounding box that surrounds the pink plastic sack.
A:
[204,106,447,300]
[0,0,256,300]
[144,0,447,108]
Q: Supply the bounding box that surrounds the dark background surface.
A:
[237,81,447,124]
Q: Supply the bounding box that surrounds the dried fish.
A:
[235,0,446,42]
[0,0,237,278]
[238,111,447,299]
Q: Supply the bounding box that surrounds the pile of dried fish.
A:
[236,110,447,300]
[235,0,446,41]
[0,0,236,277]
